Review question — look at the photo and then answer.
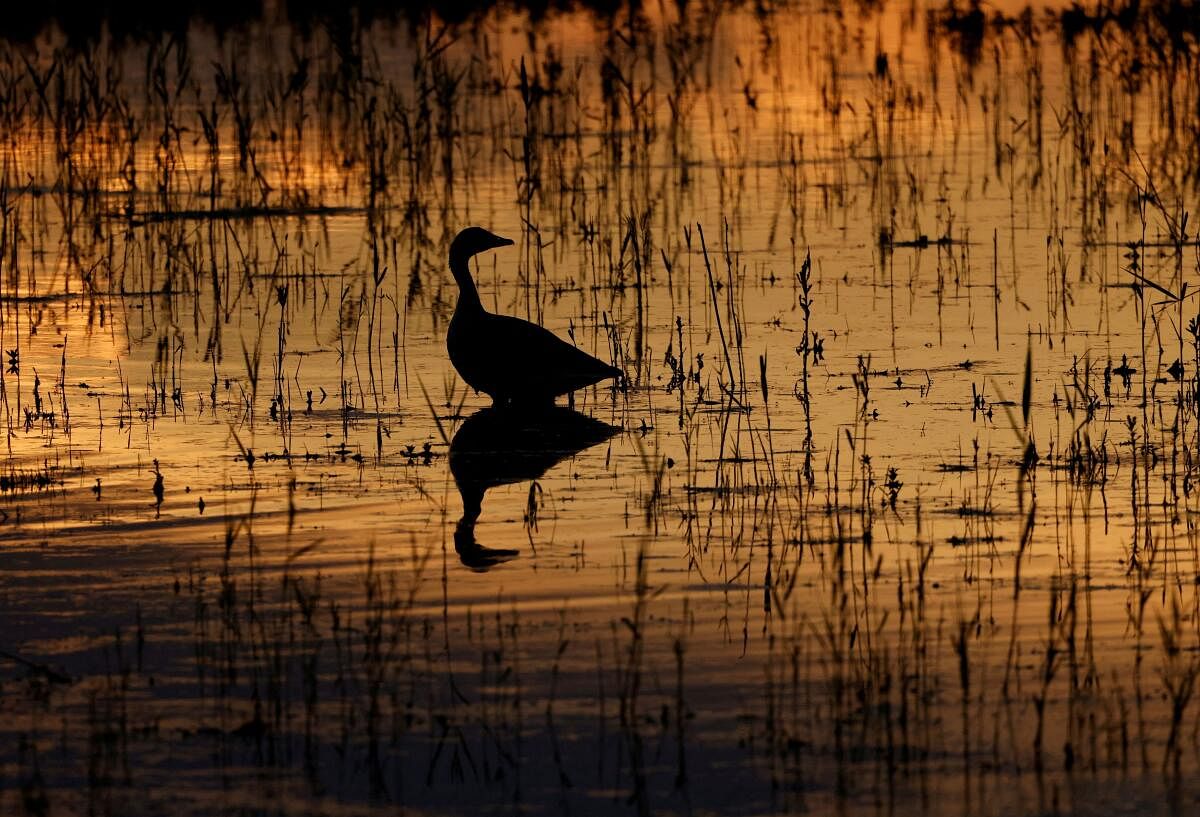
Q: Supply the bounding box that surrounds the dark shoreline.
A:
[1,0,631,44]
[6,0,1199,58]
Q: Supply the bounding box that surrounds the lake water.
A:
[2,1,1200,814]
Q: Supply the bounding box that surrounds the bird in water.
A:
[447,227,623,406]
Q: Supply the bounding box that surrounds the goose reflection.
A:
[449,406,620,571]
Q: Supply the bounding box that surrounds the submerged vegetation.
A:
[1,0,1200,814]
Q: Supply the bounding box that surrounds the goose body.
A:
[447,227,622,406]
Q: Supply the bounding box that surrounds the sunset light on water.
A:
[1,2,1200,814]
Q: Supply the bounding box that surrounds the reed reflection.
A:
[448,406,620,571]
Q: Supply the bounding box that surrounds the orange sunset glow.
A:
[1,1,1200,815]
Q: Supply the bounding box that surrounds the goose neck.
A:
[450,252,482,311]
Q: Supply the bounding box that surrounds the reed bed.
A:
[1,1,1200,815]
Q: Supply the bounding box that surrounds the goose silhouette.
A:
[447,227,623,406]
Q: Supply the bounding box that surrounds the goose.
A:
[446,227,623,406]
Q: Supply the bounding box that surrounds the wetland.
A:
[2,0,1200,814]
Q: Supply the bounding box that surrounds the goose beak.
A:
[494,235,514,248]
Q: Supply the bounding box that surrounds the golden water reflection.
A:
[0,1,1199,814]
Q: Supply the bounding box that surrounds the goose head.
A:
[450,227,514,266]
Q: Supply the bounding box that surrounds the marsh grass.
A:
[2,1,1200,815]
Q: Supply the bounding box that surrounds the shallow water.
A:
[2,1,1200,814]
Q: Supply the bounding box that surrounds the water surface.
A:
[2,1,1200,814]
